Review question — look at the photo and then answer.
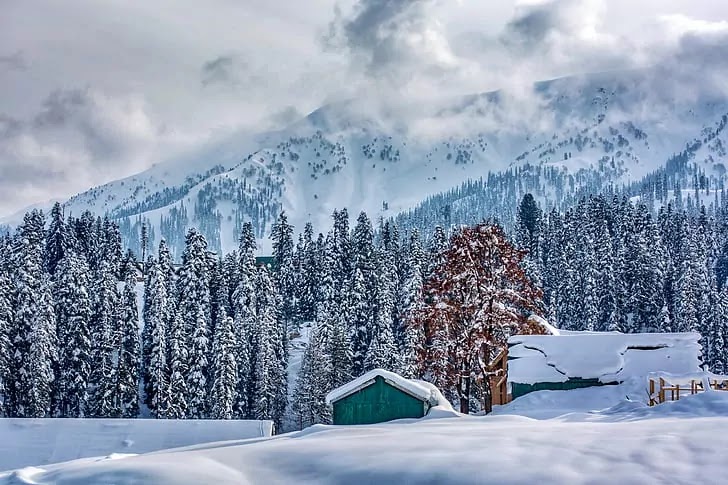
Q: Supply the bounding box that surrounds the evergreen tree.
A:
[142,258,169,415]
[26,275,56,418]
[186,306,210,419]
[252,267,284,425]
[291,322,332,428]
[54,251,92,417]
[0,269,11,416]
[117,272,141,418]
[348,267,369,376]
[364,247,399,372]
[231,222,257,418]
[162,310,188,419]
[8,210,57,418]
[271,211,297,330]
[88,260,120,418]
[45,202,67,276]
[211,315,238,419]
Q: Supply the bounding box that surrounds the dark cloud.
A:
[0,51,27,71]
[33,88,90,128]
[0,114,23,139]
[501,2,561,50]
[267,105,304,128]
[0,86,165,213]
[201,56,239,87]
[325,0,457,84]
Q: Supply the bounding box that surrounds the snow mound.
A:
[411,379,458,419]
[326,369,433,404]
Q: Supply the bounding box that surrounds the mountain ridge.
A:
[4,67,728,256]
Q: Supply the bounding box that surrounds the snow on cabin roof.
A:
[507,332,702,385]
[326,369,433,405]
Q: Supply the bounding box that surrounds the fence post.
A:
[649,379,655,406]
[659,377,666,404]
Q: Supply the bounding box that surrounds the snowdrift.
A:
[0,418,273,472]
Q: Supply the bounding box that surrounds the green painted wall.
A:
[511,378,618,399]
[332,376,429,425]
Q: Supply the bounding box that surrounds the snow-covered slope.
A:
[4,390,728,484]
[5,67,728,255]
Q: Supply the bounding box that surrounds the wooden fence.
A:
[648,372,728,406]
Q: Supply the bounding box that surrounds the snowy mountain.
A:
[4,67,728,256]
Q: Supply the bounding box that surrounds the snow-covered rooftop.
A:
[507,332,702,385]
[326,369,434,405]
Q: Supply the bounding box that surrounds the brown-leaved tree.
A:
[416,223,544,413]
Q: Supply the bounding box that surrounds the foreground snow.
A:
[3,390,728,484]
[0,418,273,473]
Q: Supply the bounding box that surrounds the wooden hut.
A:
[326,369,435,425]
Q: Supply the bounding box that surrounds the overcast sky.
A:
[2,0,728,216]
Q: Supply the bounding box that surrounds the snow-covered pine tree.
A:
[291,322,332,429]
[72,211,97,270]
[45,202,67,276]
[318,238,352,388]
[332,209,353,296]
[88,259,121,418]
[162,309,188,419]
[252,267,285,425]
[297,222,318,323]
[0,267,11,416]
[100,217,124,278]
[53,250,92,417]
[177,228,211,338]
[676,231,700,333]
[177,228,212,417]
[713,285,728,374]
[271,211,297,331]
[619,203,665,333]
[348,267,369,377]
[210,314,238,419]
[142,256,169,415]
[232,308,252,419]
[117,272,141,418]
[209,256,230,342]
[8,210,57,418]
[398,235,426,379]
[231,222,257,419]
[186,305,210,419]
[26,274,56,418]
[364,247,399,372]
[516,193,542,287]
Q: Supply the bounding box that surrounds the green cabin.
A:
[326,369,434,425]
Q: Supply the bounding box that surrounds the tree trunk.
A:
[459,368,471,414]
[483,378,493,414]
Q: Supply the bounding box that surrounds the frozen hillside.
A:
[4,67,728,256]
[3,390,728,484]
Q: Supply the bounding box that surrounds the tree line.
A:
[1,190,727,426]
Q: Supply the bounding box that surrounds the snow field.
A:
[4,390,728,484]
[0,418,273,473]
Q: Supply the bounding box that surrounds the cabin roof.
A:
[507,331,702,385]
[326,369,433,404]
